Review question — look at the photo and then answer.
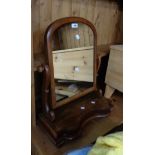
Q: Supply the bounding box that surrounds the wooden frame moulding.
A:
[44,17,98,109]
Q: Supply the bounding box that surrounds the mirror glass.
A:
[52,22,94,103]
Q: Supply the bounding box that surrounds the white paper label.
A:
[71,23,78,28]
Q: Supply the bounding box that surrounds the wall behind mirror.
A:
[32,0,123,55]
[51,23,94,102]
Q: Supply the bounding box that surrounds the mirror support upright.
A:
[36,17,113,146]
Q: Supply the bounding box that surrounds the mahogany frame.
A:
[38,17,113,146]
[44,17,98,109]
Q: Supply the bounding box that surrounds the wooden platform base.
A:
[37,92,113,147]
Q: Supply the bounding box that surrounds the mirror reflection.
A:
[52,22,94,103]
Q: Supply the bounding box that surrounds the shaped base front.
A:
[37,93,113,147]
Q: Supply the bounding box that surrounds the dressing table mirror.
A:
[37,17,113,146]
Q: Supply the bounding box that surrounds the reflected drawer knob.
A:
[73,66,80,72]
[91,100,96,104]
[80,106,85,110]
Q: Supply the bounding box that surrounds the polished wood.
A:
[32,30,36,127]
[32,92,123,155]
[41,65,55,121]
[44,17,97,108]
[38,91,113,146]
[37,17,113,146]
